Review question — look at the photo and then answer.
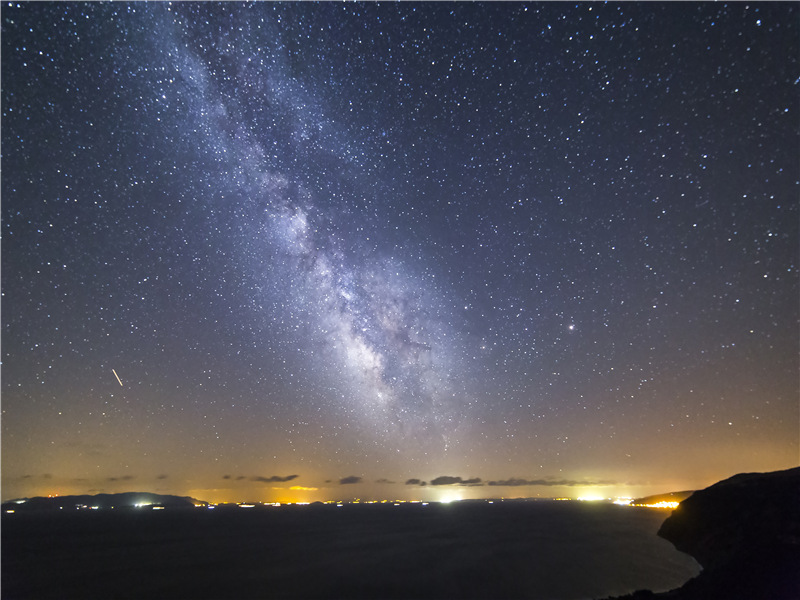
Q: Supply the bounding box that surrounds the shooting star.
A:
[112,369,123,387]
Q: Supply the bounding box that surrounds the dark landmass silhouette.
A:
[604,466,800,600]
[2,491,204,511]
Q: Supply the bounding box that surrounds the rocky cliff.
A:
[656,466,800,599]
[658,467,800,568]
[604,466,800,600]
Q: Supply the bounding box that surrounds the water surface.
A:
[2,500,700,599]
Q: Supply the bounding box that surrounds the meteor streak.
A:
[112,369,123,387]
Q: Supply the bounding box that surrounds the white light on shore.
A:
[577,494,605,502]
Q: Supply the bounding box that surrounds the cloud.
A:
[236,475,246,481]
[252,474,299,483]
[375,478,395,484]
[222,475,232,480]
[290,486,318,491]
[339,476,362,485]
[108,475,135,482]
[430,476,483,486]
[405,478,423,485]
[487,478,617,487]
[487,478,537,487]
[156,474,168,480]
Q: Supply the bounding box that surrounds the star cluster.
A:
[2,2,797,502]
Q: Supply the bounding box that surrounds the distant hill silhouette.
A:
[2,492,205,512]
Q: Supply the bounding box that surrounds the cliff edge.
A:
[658,467,800,569]
[657,466,800,599]
[604,466,800,600]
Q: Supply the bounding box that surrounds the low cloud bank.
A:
[252,475,299,483]
[430,476,482,486]
[339,476,362,485]
[487,478,616,487]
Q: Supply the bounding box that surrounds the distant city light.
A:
[577,494,605,502]
[632,501,680,509]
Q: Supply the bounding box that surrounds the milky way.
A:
[2,2,797,502]
[150,4,476,453]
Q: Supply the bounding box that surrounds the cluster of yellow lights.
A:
[555,497,680,509]
[201,499,450,507]
[631,501,680,509]
[3,496,684,514]
[2,495,683,511]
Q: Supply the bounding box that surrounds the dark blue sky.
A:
[2,2,797,503]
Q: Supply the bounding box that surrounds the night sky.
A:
[2,2,798,504]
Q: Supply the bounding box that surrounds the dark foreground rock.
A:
[605,466,800,600]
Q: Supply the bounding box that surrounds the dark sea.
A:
[2,500,700,599]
